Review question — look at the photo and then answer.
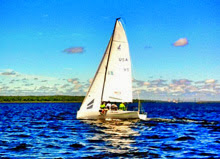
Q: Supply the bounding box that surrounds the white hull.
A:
[77,110,146,120]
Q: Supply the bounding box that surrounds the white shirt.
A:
[106,103,111,107]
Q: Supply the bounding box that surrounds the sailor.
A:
[106,102,111,110]
[111,103,118,111]
[100,102,106,109]
[119,102,126,111]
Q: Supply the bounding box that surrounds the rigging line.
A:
[131,54,143,114]
[130,54,141,102]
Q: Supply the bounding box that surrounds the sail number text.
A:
[124,68,129,72]
[119,58,128,62]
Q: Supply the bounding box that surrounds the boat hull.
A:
[76,110,142,120]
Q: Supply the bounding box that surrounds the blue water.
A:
[0,102,220,158]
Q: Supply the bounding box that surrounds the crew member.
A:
[111,103,118,111]
[119,102,126,111]
[100,102,106,109]
[106,102,112,110]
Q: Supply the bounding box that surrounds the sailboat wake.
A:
[140,117,219,126]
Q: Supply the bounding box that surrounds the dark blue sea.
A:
[0,102,220,158]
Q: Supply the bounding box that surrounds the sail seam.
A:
[112,40,127,43]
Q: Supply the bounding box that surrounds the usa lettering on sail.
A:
[119,58,128,62]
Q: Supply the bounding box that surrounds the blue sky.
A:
[0,0,219,101]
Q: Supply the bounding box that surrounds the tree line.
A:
[0,96,85,102]
[0,96,167,103]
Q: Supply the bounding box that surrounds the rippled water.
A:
[0,102,220,158]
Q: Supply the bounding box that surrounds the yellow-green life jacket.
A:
[100,104,105,109]
[119,103,126,111]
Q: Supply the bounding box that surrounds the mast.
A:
[101,18,121,102]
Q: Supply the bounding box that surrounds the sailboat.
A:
[77,18,147,120]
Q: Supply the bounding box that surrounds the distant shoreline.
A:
[1,101,220,104]
[0,96,84,103]
[0,101,82,103]
[0,96,219,104]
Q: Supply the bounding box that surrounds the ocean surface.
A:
[0,102,220,158]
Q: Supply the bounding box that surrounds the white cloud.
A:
[133,78,220,101]
[61,84,70,88]
[73,80,79,84]
[67,78,80,85]
[205,79,216,84]
[63,47,84,54]
[89,78,93,84]
[1,69,220,100]
[144,82,150,86]
[173,38,188,47]
[0,69,17,76]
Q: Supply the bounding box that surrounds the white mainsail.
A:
[77,19,133,117]
[102,20,132,103]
